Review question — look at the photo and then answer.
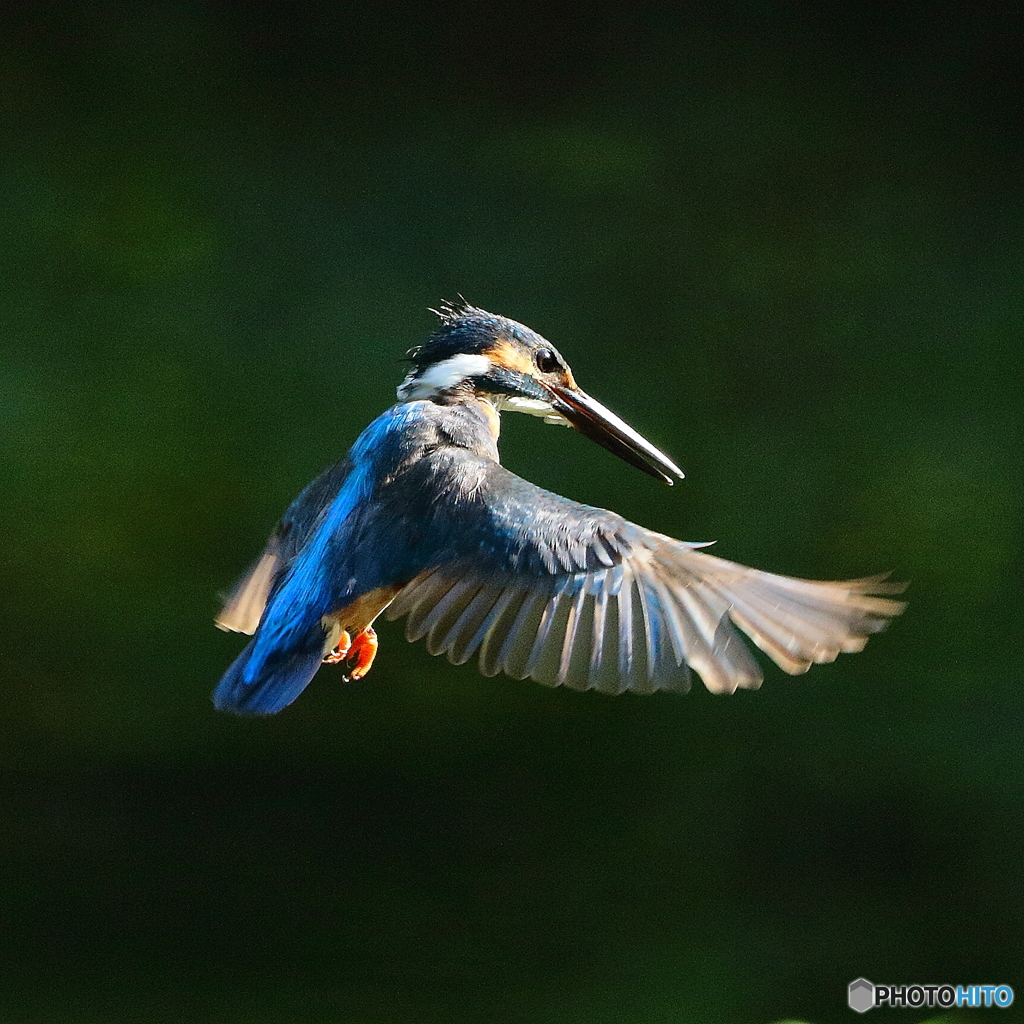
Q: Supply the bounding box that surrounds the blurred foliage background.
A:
[1,2,1021,1022]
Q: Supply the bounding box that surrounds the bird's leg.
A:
[322,627,378,680]
[345,627,378,680]
[323,630,352,664]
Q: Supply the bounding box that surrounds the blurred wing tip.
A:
[841,636,870,654]
[214,611,259,635]
[863,602,908,627]
[838,572,909,597]
[701,669,765,695]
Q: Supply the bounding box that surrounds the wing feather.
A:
[216,549,280,634]
[633,569,680,694]
[616,565,635,691]
[557,579,589,686]
[467,585,524,673]
[477,581,534,678]
[445,587,505,665]
[398,568,453,641]
[423,578,483,656]
[661,580,735,694]
[497,585,553,680]
[525,579,576,683]
[522,582,569,679]
[589,570,610,681]
[559,582,597,690]
[383,457,904,695]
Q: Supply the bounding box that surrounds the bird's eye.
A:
[534,348,561,374]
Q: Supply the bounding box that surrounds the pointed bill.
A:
[544,384,684,485]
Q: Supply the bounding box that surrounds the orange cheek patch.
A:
[488,338,536,376]
[489,337,577,389]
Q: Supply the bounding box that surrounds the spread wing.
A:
[216,458,354,634]
[385,462,905,695]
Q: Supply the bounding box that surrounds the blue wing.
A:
[216,456,356,636]
[214,404,427,715]
[212,461,373,714]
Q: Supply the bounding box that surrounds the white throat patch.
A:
[498,395,570,426]
[397,353,492,401]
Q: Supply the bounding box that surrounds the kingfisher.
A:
[214,301,904,715]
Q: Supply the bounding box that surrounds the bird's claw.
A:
[323,630,351,665]
[323,627,378,681]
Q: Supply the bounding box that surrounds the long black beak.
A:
[544,383,684,485]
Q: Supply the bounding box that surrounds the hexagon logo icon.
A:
[848,978,875,1013]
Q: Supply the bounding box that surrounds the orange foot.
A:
[323,630,352,665]
[346,627,378,680]
[323,627,378,681]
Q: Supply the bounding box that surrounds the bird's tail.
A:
[213,622,330,716]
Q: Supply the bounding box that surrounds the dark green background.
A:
[2,3,1021,1022]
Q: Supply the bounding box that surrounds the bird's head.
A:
[397,301,684,484]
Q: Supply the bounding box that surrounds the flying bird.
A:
[214,302,904,714]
